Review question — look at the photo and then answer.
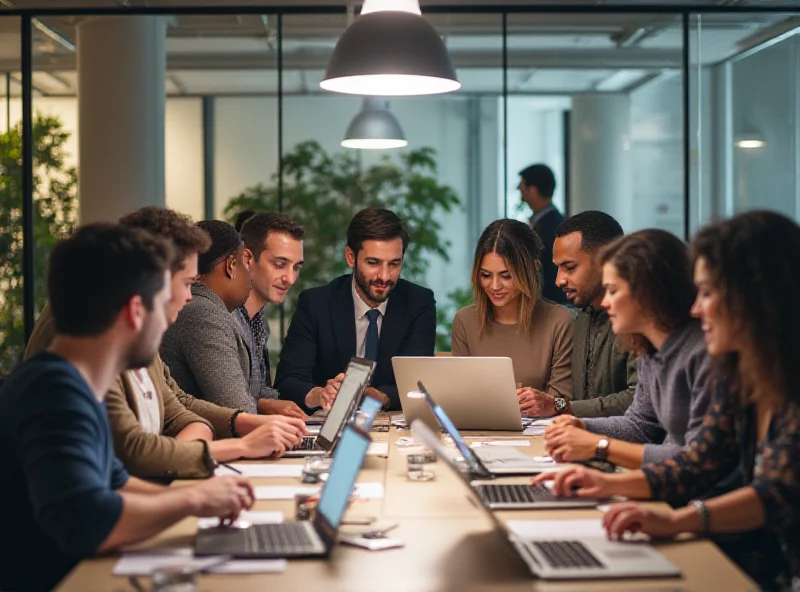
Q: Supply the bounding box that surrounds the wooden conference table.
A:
[57,418,755,592]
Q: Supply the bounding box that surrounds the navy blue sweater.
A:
[0,353,129,591]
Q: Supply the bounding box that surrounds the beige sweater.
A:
[451,301,574,399]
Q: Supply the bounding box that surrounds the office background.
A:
[0,1,798,373]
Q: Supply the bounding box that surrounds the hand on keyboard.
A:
[240,416,307,459]
[189,476,255,526]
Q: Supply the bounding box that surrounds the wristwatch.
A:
[595,438,610,461]
[553,397,569,415]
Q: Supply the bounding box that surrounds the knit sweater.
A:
[583,320,712,464]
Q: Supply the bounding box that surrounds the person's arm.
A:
[583,361,668,449]
[160,372,216,439]
[275,291,320,413]
[120,476,168,495]
[570,350,637,418]
[373,292,437,410]
[450,310,471,356]
[544,310,574,400]
[171,305,256,412]
[99,476,256,553]
[545,421,647,469]
[157,355,236,438]
[105,377,216,480]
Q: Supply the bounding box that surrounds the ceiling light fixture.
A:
[341,97,408,150]
[734,135,766,149]
[321,0,460,97]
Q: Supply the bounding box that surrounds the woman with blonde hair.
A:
[451,219,574,415]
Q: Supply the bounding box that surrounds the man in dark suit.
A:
[519,163,568,305]
[275,208,436,412]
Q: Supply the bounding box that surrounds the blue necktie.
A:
[364,309,381,361]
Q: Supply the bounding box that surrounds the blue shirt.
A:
[0,352,129,591]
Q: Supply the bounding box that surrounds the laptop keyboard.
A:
[289,436,319,451]
[533,541,604,569]
[370,417,391,432]
[246,523,316,554]
[475,483,556,505]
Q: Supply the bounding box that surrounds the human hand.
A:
[531,466,613,498]
[544,424,602,462]
[517,387,555,417]
[188,476,255,525]
[603,503,679,541]
[305,373,344,411]
[551,414,585,429]
[240,416,307,459]
[259,399,308,420]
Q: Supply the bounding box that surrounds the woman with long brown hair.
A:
[451,219,574,414]
[543,229,713,469]
[534,211,800,589]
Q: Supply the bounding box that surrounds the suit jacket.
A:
[160,283,259,413]
[275,274,436,412]
[532,207,568,305]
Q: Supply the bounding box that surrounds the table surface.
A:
[56,419,755,592]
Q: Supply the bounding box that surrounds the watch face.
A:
[554,398,567,413]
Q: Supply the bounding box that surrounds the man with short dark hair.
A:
[0,224,255,591]
[518,163,567,305]
[24,208,305,481]
[275,207,436,412]
[528,210,636,419]
[235,212,306,419]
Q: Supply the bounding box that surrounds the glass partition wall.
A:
[2,4,798,369]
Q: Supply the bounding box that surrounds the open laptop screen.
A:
[418,382,486,475]
[318,361,372,443]
[316,426,369,529]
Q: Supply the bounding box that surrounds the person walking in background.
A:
[518,163,567,305]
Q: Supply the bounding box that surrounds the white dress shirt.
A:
[129,368,161,435]
[352,279,388,358]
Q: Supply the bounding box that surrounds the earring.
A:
[232,273,236,280]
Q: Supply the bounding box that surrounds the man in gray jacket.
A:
[525,210,636,418]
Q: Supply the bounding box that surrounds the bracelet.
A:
[229,409,244,438]
[690,499,710,535]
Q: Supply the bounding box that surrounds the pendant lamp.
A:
[341,98,408,149]
[320,0,460,96]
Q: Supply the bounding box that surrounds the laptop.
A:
[393,356,522,431]
[416,381,568,476]
[410,419,680,580]
[411,419,597,510]
[284,357,375,458]
[195,424,371,559]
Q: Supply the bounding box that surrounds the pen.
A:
[219,463,242,475]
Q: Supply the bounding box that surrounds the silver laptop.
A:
[195,425,371,558]
[410,420,680,580]
[284,357,375,458]
[416,381,568,476]
[411,420,596,510]
[392,356,522,431]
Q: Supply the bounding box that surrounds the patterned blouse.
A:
[641,383,800,584]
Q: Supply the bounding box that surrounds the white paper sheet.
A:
[113,548,286,576]
[506,518,606,540]
[367,442,389,455]
[215,464,304,478]
[254,485,320,500]
[469,440,531,448]
[254,482,385,500]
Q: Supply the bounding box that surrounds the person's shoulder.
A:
[537,299,575,326]
[299,275,349,301]
[453,304,478,325]
[395,278,435,304]
[0,353,93,413]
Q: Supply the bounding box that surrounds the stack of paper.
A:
[523,417,555,436]
[253,482,385,500]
